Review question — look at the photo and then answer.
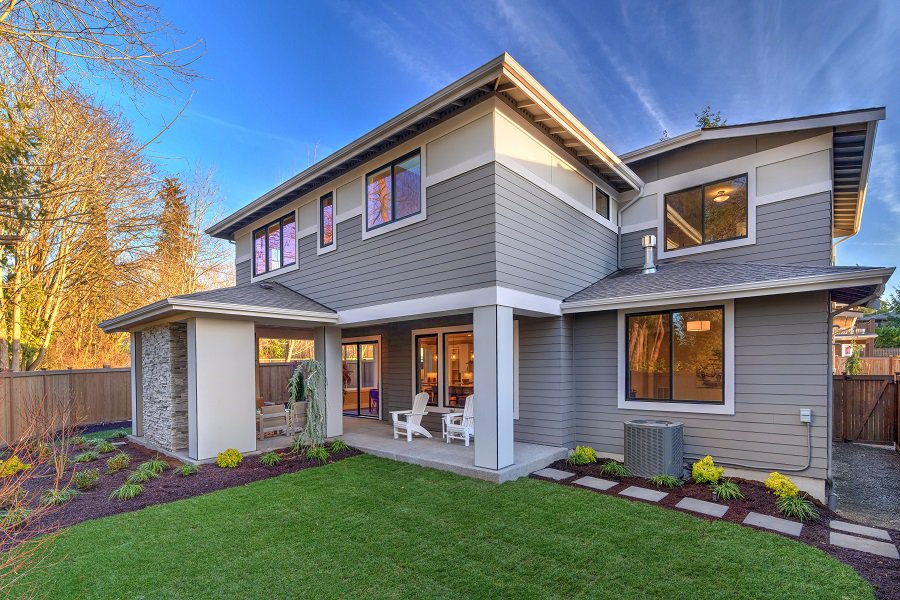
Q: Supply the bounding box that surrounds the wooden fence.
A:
[834,356,900,376]
[0,368,131,442]
[258,363,296,405]
[832,375,898,445]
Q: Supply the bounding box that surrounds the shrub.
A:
[776,495,818,522]
[0,506,32,528]
[142,456,168,475]
[329,438,351,453]
[0,455,32,478]
[764,472,799,498]
[92,440,116,454]
[648,474,682,488]
[110,482,143,501]
[691,455,724,484]
[69,435,88,448]
[108,429,129,439]
[259,452,282,467]
[73,468,101,490]
[174,463,200,477]
[73,451,99,464]
[216,448,243,468]
[106,452,131,474]
[126,466,158,484]
[711,479,744,501]
[566,445,598,466]
[305,445,330,464]
[41,488,77,506]
[599,460,628,478]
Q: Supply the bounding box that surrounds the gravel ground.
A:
[833,442,900,530]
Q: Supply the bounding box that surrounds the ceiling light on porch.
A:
[713,190,730,202]
[686,320,711,332]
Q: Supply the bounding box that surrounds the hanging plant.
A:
[291,359,326,449]
[287,363,305,409]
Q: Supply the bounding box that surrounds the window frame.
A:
[664,173,749,251]
[364,149,423,233]
[594,187,610,220]
[252,212,297,277]
[319,191,335,250]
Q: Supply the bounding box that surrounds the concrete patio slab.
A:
[676,497,729,518]
[573,476,618,491]
[532,468,575,481]
[619,486,667,502]
[743,512,802,536]
[830,532,899,559]
[829,520,892,541]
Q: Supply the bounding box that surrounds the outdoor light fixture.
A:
[713,190,730,202]
[686,320,711,332]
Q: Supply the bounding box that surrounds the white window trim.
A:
[341,335,382,420]
[317,188,337,256]
[250,207,300,283]
[361,146,428,241]
[617,299,735,415]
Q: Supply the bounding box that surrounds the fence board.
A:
[258,363,297,405]
[834,356,900,375]
[832,375,898,444]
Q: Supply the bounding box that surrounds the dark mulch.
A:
[534,458,900,600]
[26,441,360,530]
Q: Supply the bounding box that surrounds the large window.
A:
[253,213,296,276]
[626,307,724,404]
[595,187,610,219]
[664,174,747,250]
[320,192,334,248]
[366,150,421,231]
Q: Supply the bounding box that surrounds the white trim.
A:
[317,188,337,256]
[249,206,300,283]
[341,335,383,421]
[620,218,658,235]
[617,300,735,415]
[755,179,832,206]
[561,269,894,314]
[360,146,428,241]
[410,324,474,414]
[513,319,520,420]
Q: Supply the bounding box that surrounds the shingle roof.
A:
[172,282,335,314]
[564,262,892,305]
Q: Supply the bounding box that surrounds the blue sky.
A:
[119,0,899,281]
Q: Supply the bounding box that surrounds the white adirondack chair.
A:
[443,394,474,446]
[391,392,432,441]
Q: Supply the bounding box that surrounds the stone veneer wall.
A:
[140,322,189,451]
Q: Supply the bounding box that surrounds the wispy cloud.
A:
[869,142,900,217]
[188,110,308,147]
[595,39,668,133]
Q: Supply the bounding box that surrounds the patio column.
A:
[473,305,515,470]
[130,331,143,437]
[315,325,343,438]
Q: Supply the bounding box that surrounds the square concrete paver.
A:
[830,531,899,559]
[619,486,667,502]
[573,476,618,491]
[829,520,892,541]
[676,497,729,518]
[532,467,574,481]
[743,512,802,536]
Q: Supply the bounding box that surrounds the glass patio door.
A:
[342,340,380,418]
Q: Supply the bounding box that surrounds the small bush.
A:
[108,429,129,439]
[0,506,32,528]
[305,445,330,464]
[126,466,158,484]
[110,482,143,501]
[216,448,243,468]
[0,488,25,509]
[41,488,77,506]
[691,455,724,484]
[174,463,200,477]
[69,435,88,448]
[73,451,99,464]
[142,456,168,475]
[0,455,32,478]
[106,452,131,474]
[648,474,682,488]
[92,440,116,454]
[599,460,628,478]
[776,495,818,522]
[711,479,745,502]
[764,472,799,498]
[259,452,282,467]
[329,438,351,453]
[566,446,598,466]
[73,468,101,490]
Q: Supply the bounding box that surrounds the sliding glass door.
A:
[342,340,380,418]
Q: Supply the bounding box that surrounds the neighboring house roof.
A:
[98,282,337,333]
[562,262,895,313]
[620,107,885,238]
[206,53,643,241]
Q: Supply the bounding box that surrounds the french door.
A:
[342,338,380,419]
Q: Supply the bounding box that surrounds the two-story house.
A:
[100,54,892,500]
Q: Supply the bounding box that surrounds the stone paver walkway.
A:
[676,497,728,518]
[830,531,899,559]
[743,512,803,537]
[830,520,892,541]
[532,467,574,481]
[619,486,667,502]
[573,476,618,491]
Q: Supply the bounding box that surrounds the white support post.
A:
[130,332,143,437]
[315,326,343,439]
[473,305,515,470]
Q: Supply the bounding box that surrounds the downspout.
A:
[617,183,646,270]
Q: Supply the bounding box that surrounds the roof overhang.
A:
[561,267,894,314]
[98,298,338,334]
[207,53,643,240]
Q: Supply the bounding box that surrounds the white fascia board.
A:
[561,269,895,314]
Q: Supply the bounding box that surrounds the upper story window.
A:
[595,187,610,219]
[320,192,334,248]
[664,174,748,250]
[366,150,421,231]
[253,213,296,276]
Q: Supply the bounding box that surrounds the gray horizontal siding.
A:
[494,163,618,298]
[572,291,829,480]
[268,164,498,310]
[235,259,251,285]
[620,193,833,269]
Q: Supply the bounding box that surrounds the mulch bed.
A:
[26,440,360,530]
[533,458,900,600]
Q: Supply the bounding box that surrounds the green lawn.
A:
[81,427,129,442]
[16,455,871,599]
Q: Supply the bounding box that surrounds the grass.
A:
[82,428,129,442]
[12,455,870,599]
